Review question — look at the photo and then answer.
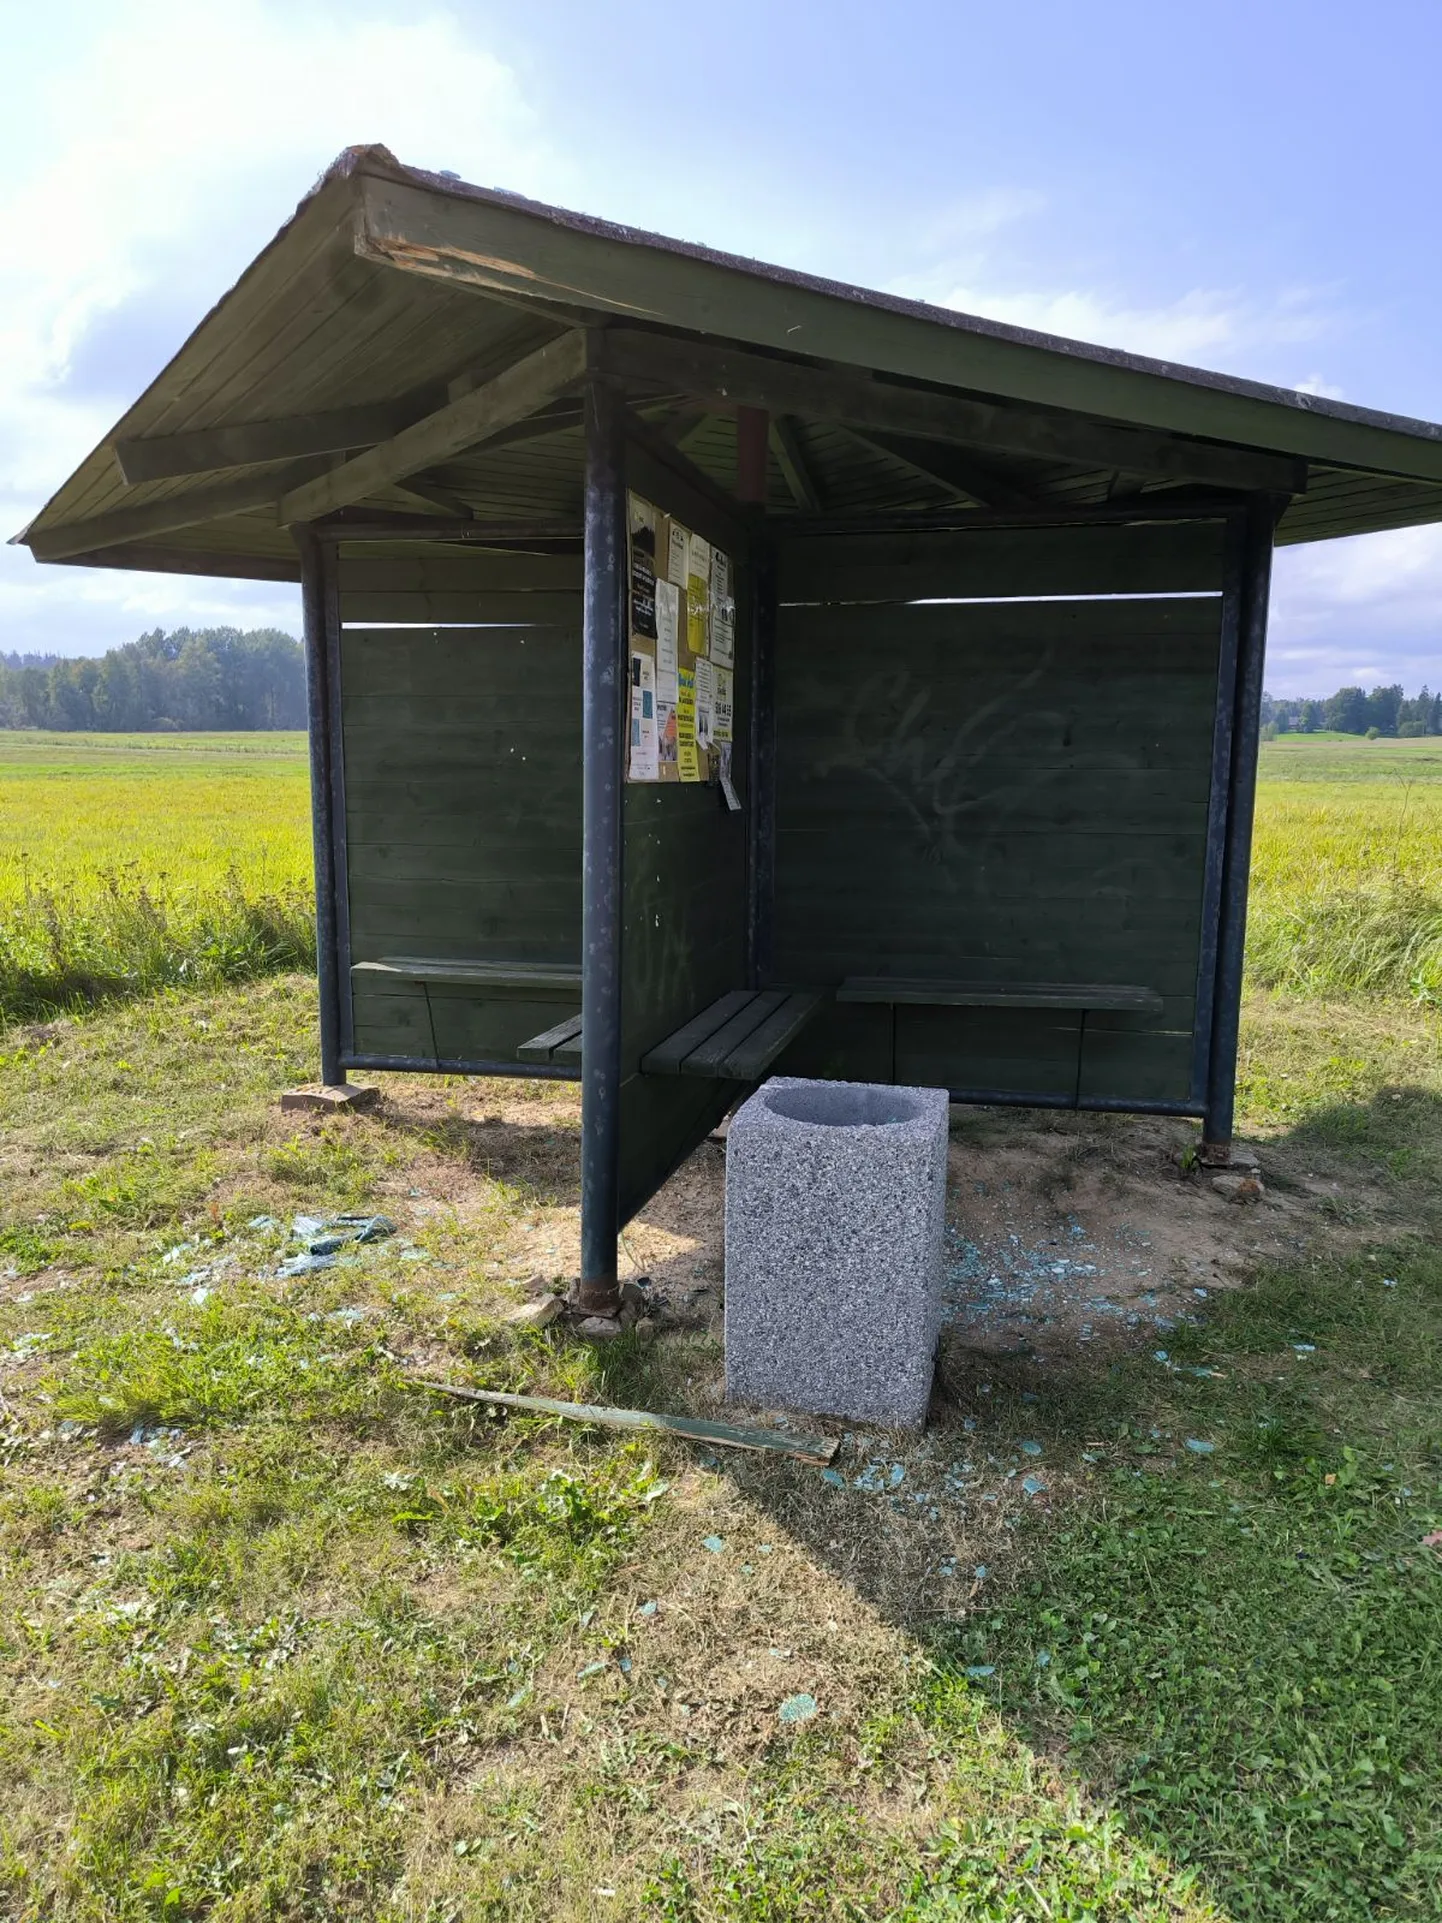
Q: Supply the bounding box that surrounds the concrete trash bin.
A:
[724,1076,949,1428]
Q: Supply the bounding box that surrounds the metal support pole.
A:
[577,370,627,1315]
[747,541,777,988]
[296,528,345,1088]
[1202,496,1277,1158]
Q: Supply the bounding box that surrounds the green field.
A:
[1,728,1441,1917]
[0,732,313,1020]
[2,728,1439,1023]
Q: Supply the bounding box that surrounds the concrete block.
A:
[279,1083,379,1113]
[724,1077,949,1429]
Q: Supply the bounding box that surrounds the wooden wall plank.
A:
[339,616,582,1065]
[770,538,1223,1104]
[778,519,1227,602]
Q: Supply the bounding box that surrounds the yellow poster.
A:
[676,666,700,783]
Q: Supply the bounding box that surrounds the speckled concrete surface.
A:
[724,1076,949,1427]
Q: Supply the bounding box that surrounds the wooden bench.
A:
[641,988,826,1080]
[352,956,581,997]
[517,1012,583,1066]
[837,978,1164,1015]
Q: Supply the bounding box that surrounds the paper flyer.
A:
[710,594,736,668]
[629,649,658,781]
[628,505,657,640]
[676,666,700,782]
[718,744,742,812]
[694,657,716,748]
[657,697,678,771]
[714,666,734,744]
[654,579,680,702]
[711,548,731,604]
[666,520,690,588]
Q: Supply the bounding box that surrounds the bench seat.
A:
[352,956,581,998]
[838,978,1164,1015]
[641,988,825,1080]
[516,1012,582,1066]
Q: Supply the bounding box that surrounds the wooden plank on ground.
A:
[411,1380,839,1465]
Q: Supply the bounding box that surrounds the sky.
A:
[2,0,1439,697]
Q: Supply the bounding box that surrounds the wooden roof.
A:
[15,143,1442,581]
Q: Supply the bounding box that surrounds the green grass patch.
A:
[0,732,312,1022]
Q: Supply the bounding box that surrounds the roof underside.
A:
[18,146,1442,581]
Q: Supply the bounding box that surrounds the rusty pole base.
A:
[572,1276,622,1320]
[1198,1139,1232,1168]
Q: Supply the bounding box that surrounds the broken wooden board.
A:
[410,1379,838,1465]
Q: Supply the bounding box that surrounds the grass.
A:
[2,728,1441,1917]
[0,733,312,1022]
[3,728,1438,1022]
[1249,735,1442,1002]
[1,976,1439,1918]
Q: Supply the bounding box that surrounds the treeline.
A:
[1262,683,1442,738]
[0,628,305,731]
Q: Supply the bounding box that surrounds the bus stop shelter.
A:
[17,145,1442,1317]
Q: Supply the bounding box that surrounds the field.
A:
[0,733,312,1021]
[1,730,1441,1920]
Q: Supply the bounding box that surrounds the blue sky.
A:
[2,0,1439,696]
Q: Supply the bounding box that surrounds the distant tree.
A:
[1366,683,1404,735]
[0,628,305,731]
[1323,686,1370,734]
[1297,699,1325,733]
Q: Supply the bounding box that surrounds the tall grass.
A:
[3,729,1439,1026]
[1247,745,1442,1002]
[1,864,314,1022]
[0,732,313,1024]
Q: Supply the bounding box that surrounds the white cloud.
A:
[1268,525,1442,696]
[2,1,556,653]
[919,279,1332,372]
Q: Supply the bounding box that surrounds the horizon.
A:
[3,1,1440,695]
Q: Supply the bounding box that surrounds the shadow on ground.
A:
[576,1081,1442,1922]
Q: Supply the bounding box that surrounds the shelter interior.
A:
[19,145,1442,1305]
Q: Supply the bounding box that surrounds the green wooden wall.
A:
[768,519,1228,1102]
[337,544,583,1064]
[616,445,752,1223]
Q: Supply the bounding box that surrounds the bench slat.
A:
[640,989,760,1076]
[354,955,581,999]
[516,1012,583,1064]
[838,978,1164,1014]
[678,990,790,1078]
[716,990,826,1081]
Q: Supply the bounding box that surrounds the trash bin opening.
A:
[763,1083,922,1128]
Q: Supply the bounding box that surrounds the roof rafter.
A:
[769,414,822,511]
[598,331,1306,498]
[113,400,427,484]
[278,329,589,525]
[846,427,1039,511]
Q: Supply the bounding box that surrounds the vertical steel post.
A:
[578,370,627,1314]
[1188,511,1246,1105]
[747,542,777,989]
[1203,496,1277,1158]
[296,527,344,1088]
